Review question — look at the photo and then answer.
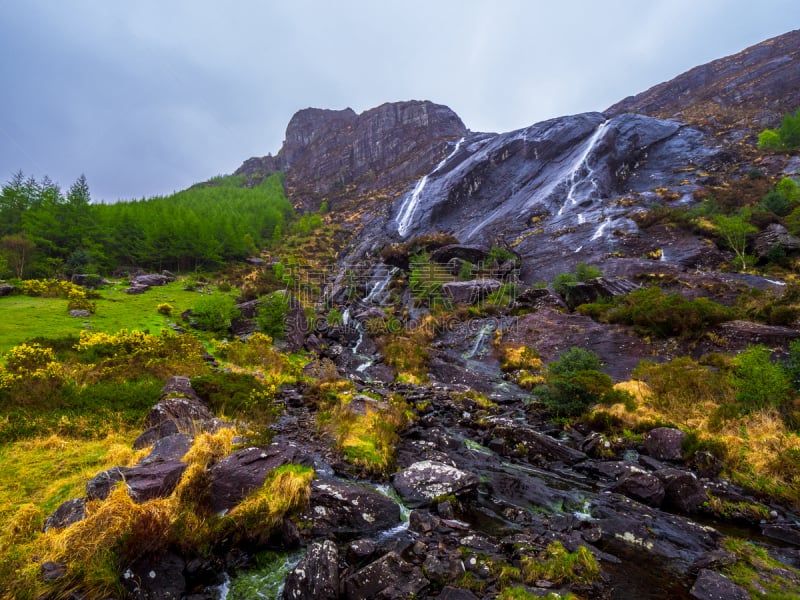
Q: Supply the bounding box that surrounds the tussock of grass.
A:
[182,428,235,468]
[519,542,599,586]
[723,537,800,598]
[319,391,412,476]
[1,428,314,598]
[227,464,314,541]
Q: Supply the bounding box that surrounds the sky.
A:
[0,1,796,202]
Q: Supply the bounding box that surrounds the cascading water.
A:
[396,137,465,237]
[557,120,609,216]
[591,216,612,241]
[463,323,495,359]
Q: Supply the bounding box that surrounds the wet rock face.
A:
[283,540,339,600]
[391,460,478,507]
[301,480,401,538]
[385,110,720,281]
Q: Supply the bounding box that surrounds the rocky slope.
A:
[606,29,800,130]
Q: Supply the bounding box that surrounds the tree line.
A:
[0,172,294,278]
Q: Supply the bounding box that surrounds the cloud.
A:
[0,0,795,201]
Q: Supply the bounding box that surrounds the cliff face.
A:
[606,29,800,129]
[235,100,467,211]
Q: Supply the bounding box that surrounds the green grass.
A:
[0,432,140,530]
[0,281,227,358]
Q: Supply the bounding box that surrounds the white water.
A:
[374,483,411,540]
[463,323,494,359]
[364,266,398,305]
[557,120,609,216]
[591,216,612,241]
[396,137,465,237]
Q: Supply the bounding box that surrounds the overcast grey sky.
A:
[0,1,796,202]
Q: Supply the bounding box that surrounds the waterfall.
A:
[364,266,398,305]
[395,137,465,237]
[591,216,612,241]
[463,323,494,359]
[557,120,609,216]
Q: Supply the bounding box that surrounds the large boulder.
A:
[283,540,339,600]
[344,551,428,600]
[656,468,708,514]
[609,470,665,508]
[208,443,301,513]
[85,461,188,503]
[0,284,15,296]
[143,396,215,430]
[442,279,502,305]
[690,569,749,600]
[430,244,490,265]
[44,498,86,532]
[644,427,687,462]
[559,277,639,310]
[391,460,478,507]
[138,433,194,465]
[132,273,169,287]
[301,480,401,538]
[753,223,800,257]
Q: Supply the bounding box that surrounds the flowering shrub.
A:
[67,289,96,314]
[0,343,65,397]
[20,279,86,298]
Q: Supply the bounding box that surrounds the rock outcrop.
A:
[235,100,467,211]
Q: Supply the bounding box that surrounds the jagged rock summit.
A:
[235,100,467,211]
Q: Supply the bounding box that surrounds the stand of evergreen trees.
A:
[0,172,293,278]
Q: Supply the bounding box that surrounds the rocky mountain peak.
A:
[235,100,467,212]
[606,29,800,130]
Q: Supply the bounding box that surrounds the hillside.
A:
[2,29,800,600]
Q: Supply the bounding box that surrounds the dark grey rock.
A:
[44,497,86,532]
[656,468,708,514]
[122,551,186,600]
[283,540,339,600]
[138,433,194,465]
[41,561,67,582]
[609,470,665,507]
[87,460,188,503]
[301,480,400,538]
[344,551,428,600]
[430,244,490,265]
[437,587,480,600]
[690,569,749,600]
[488,419,587,465]
[209,443,299,513]
[644,427,687,461]
[143,395,214,430]
[559,277,639,310]
[0,284,15,296]
[753,223,800,257]
[392,460,478,507]
[442,279,502,305]
[125,284,150,294]
[762,522,800,547]
[133,273,169,287]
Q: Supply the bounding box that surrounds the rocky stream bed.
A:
[41,374,800,599]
